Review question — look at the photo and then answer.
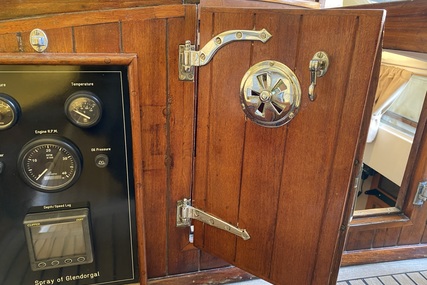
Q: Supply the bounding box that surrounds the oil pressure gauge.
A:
[0,93,21,130]
[65,91,102,128]
[18,136,82,192]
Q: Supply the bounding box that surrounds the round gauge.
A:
[0,93,21,130]
[18,137,82,192]
[65,91,102,128]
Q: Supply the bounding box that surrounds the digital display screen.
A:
[24,206,93,271]
[30,220,86,261]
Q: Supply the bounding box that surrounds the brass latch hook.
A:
[308,51,329,101]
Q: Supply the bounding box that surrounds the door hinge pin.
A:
[176,198,250,240]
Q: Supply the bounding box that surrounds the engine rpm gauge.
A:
[0,93,20,130]
[18,137,82,191]
[65,91,102,128]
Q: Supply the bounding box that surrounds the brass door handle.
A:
[308,51,329,101]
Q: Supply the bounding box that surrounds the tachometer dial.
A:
[0,93,20,130]
[18,137,82,191]
[65,91,102,128]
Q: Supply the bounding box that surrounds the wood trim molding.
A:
[0,53,136,65]
[0,0,182,22]
[200,0,319,8]
[148,267,255,285]
[350,213,411,231]
[349,0,427,53]
[342,244,427,266]
[0,5,186,35]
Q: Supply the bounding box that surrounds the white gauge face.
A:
[65,92,102,128]
[18,137,82,191]
[0,94,20,130]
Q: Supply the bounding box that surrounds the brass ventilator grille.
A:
[240,61,301,127]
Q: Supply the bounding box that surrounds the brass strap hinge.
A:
[178,29,272,81]
[413,181,427,206]
[176,198,250,240]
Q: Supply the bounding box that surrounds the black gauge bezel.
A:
[64,91,103,128]
[17,136,83,192]
[0,93,21,131]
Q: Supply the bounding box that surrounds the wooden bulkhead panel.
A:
[193,7,385,284]
[0,4,201,284]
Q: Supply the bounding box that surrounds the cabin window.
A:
[354,51,427,212]
[381,75,427,136]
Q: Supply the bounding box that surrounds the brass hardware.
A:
[240,60,301,127]
[413,181,427,206]
[29,29,48,53]
[176,198,250,240]
[179,29,272,81]
[308,51,329,101]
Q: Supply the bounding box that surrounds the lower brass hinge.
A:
[176,198,250,241]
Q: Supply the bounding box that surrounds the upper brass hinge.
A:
[176,198,250,240]
[178,29,272,81]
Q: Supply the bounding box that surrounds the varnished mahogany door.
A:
[191,7,385,285]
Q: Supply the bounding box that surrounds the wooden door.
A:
[191,7,385,285]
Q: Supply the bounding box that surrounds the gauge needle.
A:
[72,109,91,120]
[36,168,49,181]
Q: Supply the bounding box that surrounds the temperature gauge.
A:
[0,93,20,130]
[65,91,102,128]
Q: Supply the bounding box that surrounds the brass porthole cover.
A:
[240,60,301,128]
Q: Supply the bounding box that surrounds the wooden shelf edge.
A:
[342,244,427,266]
[349,211,411,231]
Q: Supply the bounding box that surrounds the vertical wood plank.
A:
[346,230,376,251]
[41,28,74,53]
[421,226,427,243]
[194,11,231,271]
[199,251,229,270]
[122,18,169,278]
[373,228,401,248]
[74,23,121,53]
[194,11,254,262]
[192,10,213,270]
[269,14,360,284]
[234,12,300,278]
[384,228,402,247]
[166,6,200,275]
[0,33,19,52]
[312,13,385,284]
[373,229,388,248]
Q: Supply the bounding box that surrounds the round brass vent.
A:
[240,61,301,127]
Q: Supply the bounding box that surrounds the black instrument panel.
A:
[0,65,138,285]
